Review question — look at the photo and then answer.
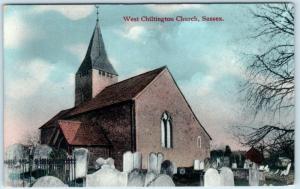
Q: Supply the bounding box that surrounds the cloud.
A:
[4,12,34,49]
[6,58,54,99]
[117,25,147,42]
[147,4,205,15]
[65,43,87,61]
[33,5,94,20]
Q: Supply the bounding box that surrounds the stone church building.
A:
[39,18,211,170]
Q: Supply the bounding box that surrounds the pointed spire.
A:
[77,6,118,76]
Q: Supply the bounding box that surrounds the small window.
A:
[197,136,202,148]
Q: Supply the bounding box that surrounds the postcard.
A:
[3,3,294,187]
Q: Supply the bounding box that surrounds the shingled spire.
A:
[76,14,118,76]
[75,8,118,106]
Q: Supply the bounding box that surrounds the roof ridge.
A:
[58,120,82,124]
[103,66,166,89]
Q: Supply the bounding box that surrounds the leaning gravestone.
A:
[204,168,221,186]
[127,169,145,186]
[148,174,175,187]
[73,148,89,179]
[220,167,234,186]
[32,176,67,187]
[87,165,127,186]
[249,163,259,186]
[161,160,175,177]
[95,157,115,169]
[123,151,134,173]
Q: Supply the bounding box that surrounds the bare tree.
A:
[235,3,295,159]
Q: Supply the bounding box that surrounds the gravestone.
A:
[95,157,115,169]
[133,152,142,169]
[127,169,145,186]
[204,168,221,186]
[244,162,249,169]
[148,152,157,173]
[220,167,234,186]
[87,166,127,186]
[157,153,164,173]
[144,171,157,186]
[223,156,230,167]
[73,148,89,179]
[249,163,259,186]
[194,160,200,170]
[32,176,67,187]
[148,174,175,187]
[161,160,175,177]
[232,162,237,169]
[123,151,134,173]
[199,161,205,170]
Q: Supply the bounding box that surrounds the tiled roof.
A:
[58,120,110,146]
[68,66,166,116]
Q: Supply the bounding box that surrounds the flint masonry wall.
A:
[134,69,211,168]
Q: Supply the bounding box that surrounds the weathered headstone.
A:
[157,153,164,173]
[87,166,127,186]
[127,169,145,186]
[123,151,134,173]
[220,167,234,186]
[133,152,142,169]
[32,176,67,187]
[199,161,205,170]
[249,163,259,186]
[148,152,157,173]
[73,148,89,179]
[204,168,221,186]
[95,157,115,169]
[194,160,200,170]
[148,174,175,187]
[232,162,237,169]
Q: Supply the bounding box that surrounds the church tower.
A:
[75,10,118,106]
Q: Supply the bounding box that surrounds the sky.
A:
[3,3,292,150]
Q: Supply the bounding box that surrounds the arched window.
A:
[161,112,173,148]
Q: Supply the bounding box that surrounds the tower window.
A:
[161,111,173,148]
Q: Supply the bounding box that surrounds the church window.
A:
[161,112,173,148]
[197,136,202,148]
